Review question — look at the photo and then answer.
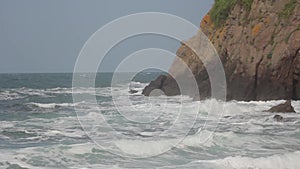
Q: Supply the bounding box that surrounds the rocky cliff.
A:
[143,0,300,101]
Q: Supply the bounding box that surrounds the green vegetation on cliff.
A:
[280,0,297,19]
[210,0,236,27]
[210,0,254,27]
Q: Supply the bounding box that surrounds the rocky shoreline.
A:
[142,0,300,104]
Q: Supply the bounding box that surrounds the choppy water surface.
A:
[0,73,300,169]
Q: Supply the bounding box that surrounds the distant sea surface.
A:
[0,73,300,169]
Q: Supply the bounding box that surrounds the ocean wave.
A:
[0,121,15,129]
[0,82,150,101]
[1,84,300,168]
[158,151,300,169]
[0,90,26,101]
[209,151,300,169]
[28,102,76,109]
[27,101,87,109]
[129,81,147,89]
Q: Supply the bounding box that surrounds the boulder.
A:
[266,100,296,113]
[273,115,284,122]
[129,89,138,94]
[142,75,180,96]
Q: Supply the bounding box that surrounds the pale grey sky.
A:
[0,0,214,73]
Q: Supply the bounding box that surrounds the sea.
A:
[0,73,300,169]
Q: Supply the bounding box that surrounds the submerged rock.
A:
[273,115,284,122]
[267,100,296,113]
[129,89,138,94]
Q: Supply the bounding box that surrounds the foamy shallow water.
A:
[1,76,300,169]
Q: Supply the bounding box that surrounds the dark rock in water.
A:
[142,75,166,96]
[266,100,296,113]
[223,115,231,119]
[129,89,138,94]
[273,115,283,122]
[142,75,180,96]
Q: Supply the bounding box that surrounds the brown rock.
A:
[142,75,180,96]
[267,100,296,113]
[143,0,300,101]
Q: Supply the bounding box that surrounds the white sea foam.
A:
[0,121,15,129]
[0,152,48,169]
[159,151,300,169]
[207,151,300,169]
[114,138,178,157]
[27,102,84,109]
[0,90,25,100]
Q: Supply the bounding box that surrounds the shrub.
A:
[270,33,275,45]
[267,53,273,59]
[267,62,272,69]
[241,0,254,11]
[210,0,254,27]
[279,0,297,19]
[210,0,237,27]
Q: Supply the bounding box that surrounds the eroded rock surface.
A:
[143,0,300,101]
[267,100,296,113]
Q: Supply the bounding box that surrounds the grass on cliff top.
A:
[210,0,254,27]
[279,0,297,19]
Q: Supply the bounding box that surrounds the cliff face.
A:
[143,0,300,101]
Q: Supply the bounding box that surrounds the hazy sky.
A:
[0,0,214,73]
